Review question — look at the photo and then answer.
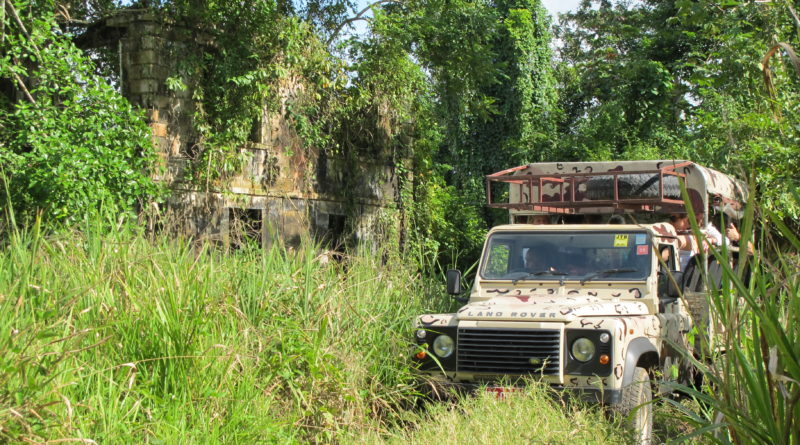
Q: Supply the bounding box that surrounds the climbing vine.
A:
[154,0,343,187]
[0,0,559,267]
[364,0,557,267]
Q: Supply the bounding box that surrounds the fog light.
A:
[599,332,610,343]
[416,329,427,340]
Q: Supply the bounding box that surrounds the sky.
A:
[346,0,582,40]
[541,0,582,15]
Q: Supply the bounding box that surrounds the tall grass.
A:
[0,213,443,443]
[669,195,800,444]
[374,382,631,444]
[13,207,787,443]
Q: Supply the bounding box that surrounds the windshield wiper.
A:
[512,269,568,285]
[579,268,638,285]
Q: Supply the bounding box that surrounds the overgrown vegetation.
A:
[663,195,800,444]
[0,214,435,442]
[555,0,800,219]
[0,215,650,443]
[3,0,800,255]
[376,384,630,444]
[0,0,159,224]
[0,0,799,443]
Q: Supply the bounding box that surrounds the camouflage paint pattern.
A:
[500,160,747,223]
[415,222,692,394]
[413,161,737,397]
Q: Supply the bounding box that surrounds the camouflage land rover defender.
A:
[412,160,748,443]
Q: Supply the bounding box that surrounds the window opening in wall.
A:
[181,140,200,159]
[230,208,263,249]
[181,141,200,159]
[249,115,262,143]
[326,214,348,259]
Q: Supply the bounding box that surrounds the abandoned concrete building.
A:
[76,10,400,249]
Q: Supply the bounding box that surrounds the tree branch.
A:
[4,0,42,56]
[787,2,800,30]
[13,70,36,104]
[327,0,397,44]
[761,42,800,120]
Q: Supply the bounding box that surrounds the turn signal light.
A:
[415,350,427,360]
[599,354,610,365]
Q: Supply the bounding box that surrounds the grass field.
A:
[0,217,631,443]
[0,216,439,442]
[1,209,796,444]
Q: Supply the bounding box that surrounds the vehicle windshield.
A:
[481,231,652,282]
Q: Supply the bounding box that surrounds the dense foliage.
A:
[3,0,800,251]
[355,0,558,267]
[554,0,800,218]
[0,0,798,443]
[0,0,159,224]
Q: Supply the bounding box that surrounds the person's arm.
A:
[704,223,724,246]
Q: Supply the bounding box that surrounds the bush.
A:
[0,1,159,224]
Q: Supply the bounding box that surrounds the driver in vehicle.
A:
[524,246,557,273]
[524,248,541,271]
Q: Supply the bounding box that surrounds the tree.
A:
[0,0,159,224]
[554,0,800,217]
[361,0,558,265]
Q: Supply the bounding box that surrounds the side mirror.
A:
[446,269,462,295]
[668,270,683,299]
[659,270,683,302]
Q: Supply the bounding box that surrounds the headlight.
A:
[571,337,595,362]
[432,335,455,358]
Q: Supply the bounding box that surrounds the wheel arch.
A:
[622,337,659,387]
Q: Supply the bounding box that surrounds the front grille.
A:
[457,328,561,375]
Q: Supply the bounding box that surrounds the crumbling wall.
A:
[81,10,400,250]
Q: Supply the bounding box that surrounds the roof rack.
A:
[486,162,691,214]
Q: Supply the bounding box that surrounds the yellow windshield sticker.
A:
[614,234,629,247]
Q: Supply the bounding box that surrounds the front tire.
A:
[619,367,654,445]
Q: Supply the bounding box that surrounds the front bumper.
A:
[420,379,622,405]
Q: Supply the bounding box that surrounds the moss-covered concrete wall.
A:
[82,10,400,250]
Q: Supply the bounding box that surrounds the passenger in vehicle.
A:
[670,209,733,267]
[525,248,543,271]
[531,214,550,224]
[607,214,626,224]
[725,220,754,254]
[515,214,551,224]
[699,211,725,246]
[669,213,701,270]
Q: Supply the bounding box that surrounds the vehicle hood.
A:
[456,295,649,322]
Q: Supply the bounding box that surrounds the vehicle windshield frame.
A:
[479,230,652,282]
